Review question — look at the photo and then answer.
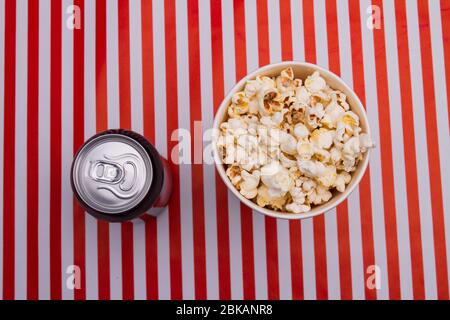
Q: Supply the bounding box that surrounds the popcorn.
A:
[301,178,316,192]
[317,166,337,188]
[305,71,326,93]
[293,123,310,139]
[360,133,375,152]
[260,161,294,198]
[280,152,297,168]
[240,170,261,199]
[297,142,315,160]
[276,67,295,93]
[343,136,361,158]
[308,185,333,205]
[226,166,241,186]
[335,172,351,192]
[294,86,311,109]
[310,128,335,149]
[256,185,287,210]
[321,100,345,128]
[297,159,327,178]
[229,92,249,116]
[217,68,374,214]
[279,132,298,155]
[286,202,311,214]
[289,187,306,204]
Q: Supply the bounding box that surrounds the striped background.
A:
[0,0,449,300]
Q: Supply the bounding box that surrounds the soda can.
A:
[71,129,172,222]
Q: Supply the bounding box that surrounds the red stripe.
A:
[256,0,270,65]
[417,0,449,299]
[233,0,256,300]
[73,0,86,300]
[336,202,352,299]
[27,0,39,300]
[117,0,135,300]
[210,0,231,299]
[279,0,304,300]
[120,223,134,299]
[143,219,158,299]
[50,0,62,300]
[141,0,158,300]
[96,0,108,133]
[141,0,155,145]
[256,0,280,300]
[279,0,293,61]
[348,0,376,300]
[394,0,425,299]
[371,0,401,299]
[2,0,16,300]
[302,0,328,300]
[302,0,316,63]
[441,0,450,126]
[187,0,208,299]
[118,0,132,129]
[164,0,183,299]
[95,0,111,300]
[325,0,352,300]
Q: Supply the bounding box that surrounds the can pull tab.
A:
[91,161,124,184]
[89,155,140,200]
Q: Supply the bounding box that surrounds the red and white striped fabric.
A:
[1,0,449,300]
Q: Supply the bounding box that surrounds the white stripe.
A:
[83,0,98,300]
[14,0,28,300]
[245,0,268,300]
[61,0,74,300]
[245,0,258,72]
[324,209,340,300]
[312,5,344,303]
[290,0,304,62]
[428,0,450,291]
[222,0,243,300]
[267,0,281,62]
[38,0,51,300]
[106,0,122,299]
[294,1,316,300]
[336,0,365,299]
[253,213,268,299]
[313,0,328,67]
[360,0,389,299]
[276,219,293,299]
[106,0,120,128]
[153,0,170,299]
[276,216,292,300]
[301,219,316,300]
[108,223,122,300]
[129,0,146,300]
[222,0,236,94]
[405,0,437,299]
[0,0,4,301]
[198,0,219,300]
[382,0,414,299]
[267,0,292,300]
[175,0,195,299]
[314,0,341,300]
[129,0,144,134]
[227,192,243,300]
[132,221,146,299]
[84,212,98,300]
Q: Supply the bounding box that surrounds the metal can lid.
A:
[72,133,153,215]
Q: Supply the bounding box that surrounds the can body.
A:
[71,129,172,222]
[145,156,173,217]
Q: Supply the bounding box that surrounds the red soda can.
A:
[71,129,172,222]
